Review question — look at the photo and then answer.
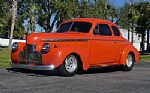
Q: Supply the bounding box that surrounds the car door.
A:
[90,23,116,65]
[110,25,128,63]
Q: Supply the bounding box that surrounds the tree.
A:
[8,0,17,49]
[0,0,25,39]
[0,0,12,37]
[127,2,140,44]
[117,0,140,43]
[36,0,56,32]
[119,1,150,52]
[17,0,39,33]
[0,0,119,39]
[54,0,80,26]
[78,0,116,20]
[135,2,150,52]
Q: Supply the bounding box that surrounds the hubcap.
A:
[126,54,133,67]
[65,55,77,73]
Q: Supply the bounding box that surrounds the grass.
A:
[140,55,150,62]
[0,48,150,68]
[0,48,11,68]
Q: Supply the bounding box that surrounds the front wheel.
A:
[59,55,78,76]
[122,53,134,71]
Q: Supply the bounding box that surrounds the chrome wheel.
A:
[122,53,134,71]
[126,54,133,68]
[64,55,78,73]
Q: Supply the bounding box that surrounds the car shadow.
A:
[6,68,61,77]
[6,65,123,77]
[80,65,123,75]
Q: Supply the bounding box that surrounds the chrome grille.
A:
[26,44,36,53]
[19,44,42,64]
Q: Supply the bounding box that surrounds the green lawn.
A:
[0,48,150,68]
[0,48,11,68]
[140,55,150,62]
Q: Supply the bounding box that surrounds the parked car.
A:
[11,18,140,76]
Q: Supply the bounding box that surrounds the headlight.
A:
[12,42,18,52]
[41,43,50,53]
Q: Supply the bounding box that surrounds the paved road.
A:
[0,62,150,93]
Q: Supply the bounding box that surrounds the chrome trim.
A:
[91,39,126,42]
[11,63,55,70]
[42,38,89,42]
[19,51,42,64]
[42,38,125,42]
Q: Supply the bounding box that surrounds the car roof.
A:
[63,18,113,24]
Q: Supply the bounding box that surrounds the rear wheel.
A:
[59,55,78,76]
[122,53,134,71]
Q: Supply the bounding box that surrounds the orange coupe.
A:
[11,18,140,76]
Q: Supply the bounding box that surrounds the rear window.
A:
[112,26,120,36]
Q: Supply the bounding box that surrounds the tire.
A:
[59,55,78,76]
[122,53,134,71]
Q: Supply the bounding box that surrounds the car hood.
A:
[26,32,90,44]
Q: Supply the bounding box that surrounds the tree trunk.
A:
[46,0,52,32]
[47,16,51,32]
[141,31,145,53]
[147,30,150,52]
[128,28,130,41]
[8,0,17,49]
[31,16,35,33]
[131,27,135,44]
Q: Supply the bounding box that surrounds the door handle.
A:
[113,41,117,43]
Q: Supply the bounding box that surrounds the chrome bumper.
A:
[11,63,55,70]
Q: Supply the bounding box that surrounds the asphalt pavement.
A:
[0,62,150,93]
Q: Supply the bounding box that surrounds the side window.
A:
[112,26,120,36]
[93,24,112,36]
[93,25,99,35]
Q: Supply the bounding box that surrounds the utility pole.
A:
[8,0,17,49]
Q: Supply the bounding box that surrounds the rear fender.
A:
[119,45,140,65]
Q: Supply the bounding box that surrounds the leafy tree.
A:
[118,1,150,52]
[51,0,80,28]
[0,0,25,39]
[17,0,39,33]
[78,0,116,20]
[36,0,56,32]
[0,0,12,37]
[117,1,139,42]
[135,2,150,52]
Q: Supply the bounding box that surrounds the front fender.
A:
[11,42,25,63]
[42,45,90,70]
[119,45,140,65]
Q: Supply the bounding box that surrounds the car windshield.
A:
[57,22,92,33]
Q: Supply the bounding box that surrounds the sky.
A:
[145,0,150,2]
[110,0,125,7]
[111,0,150,7]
